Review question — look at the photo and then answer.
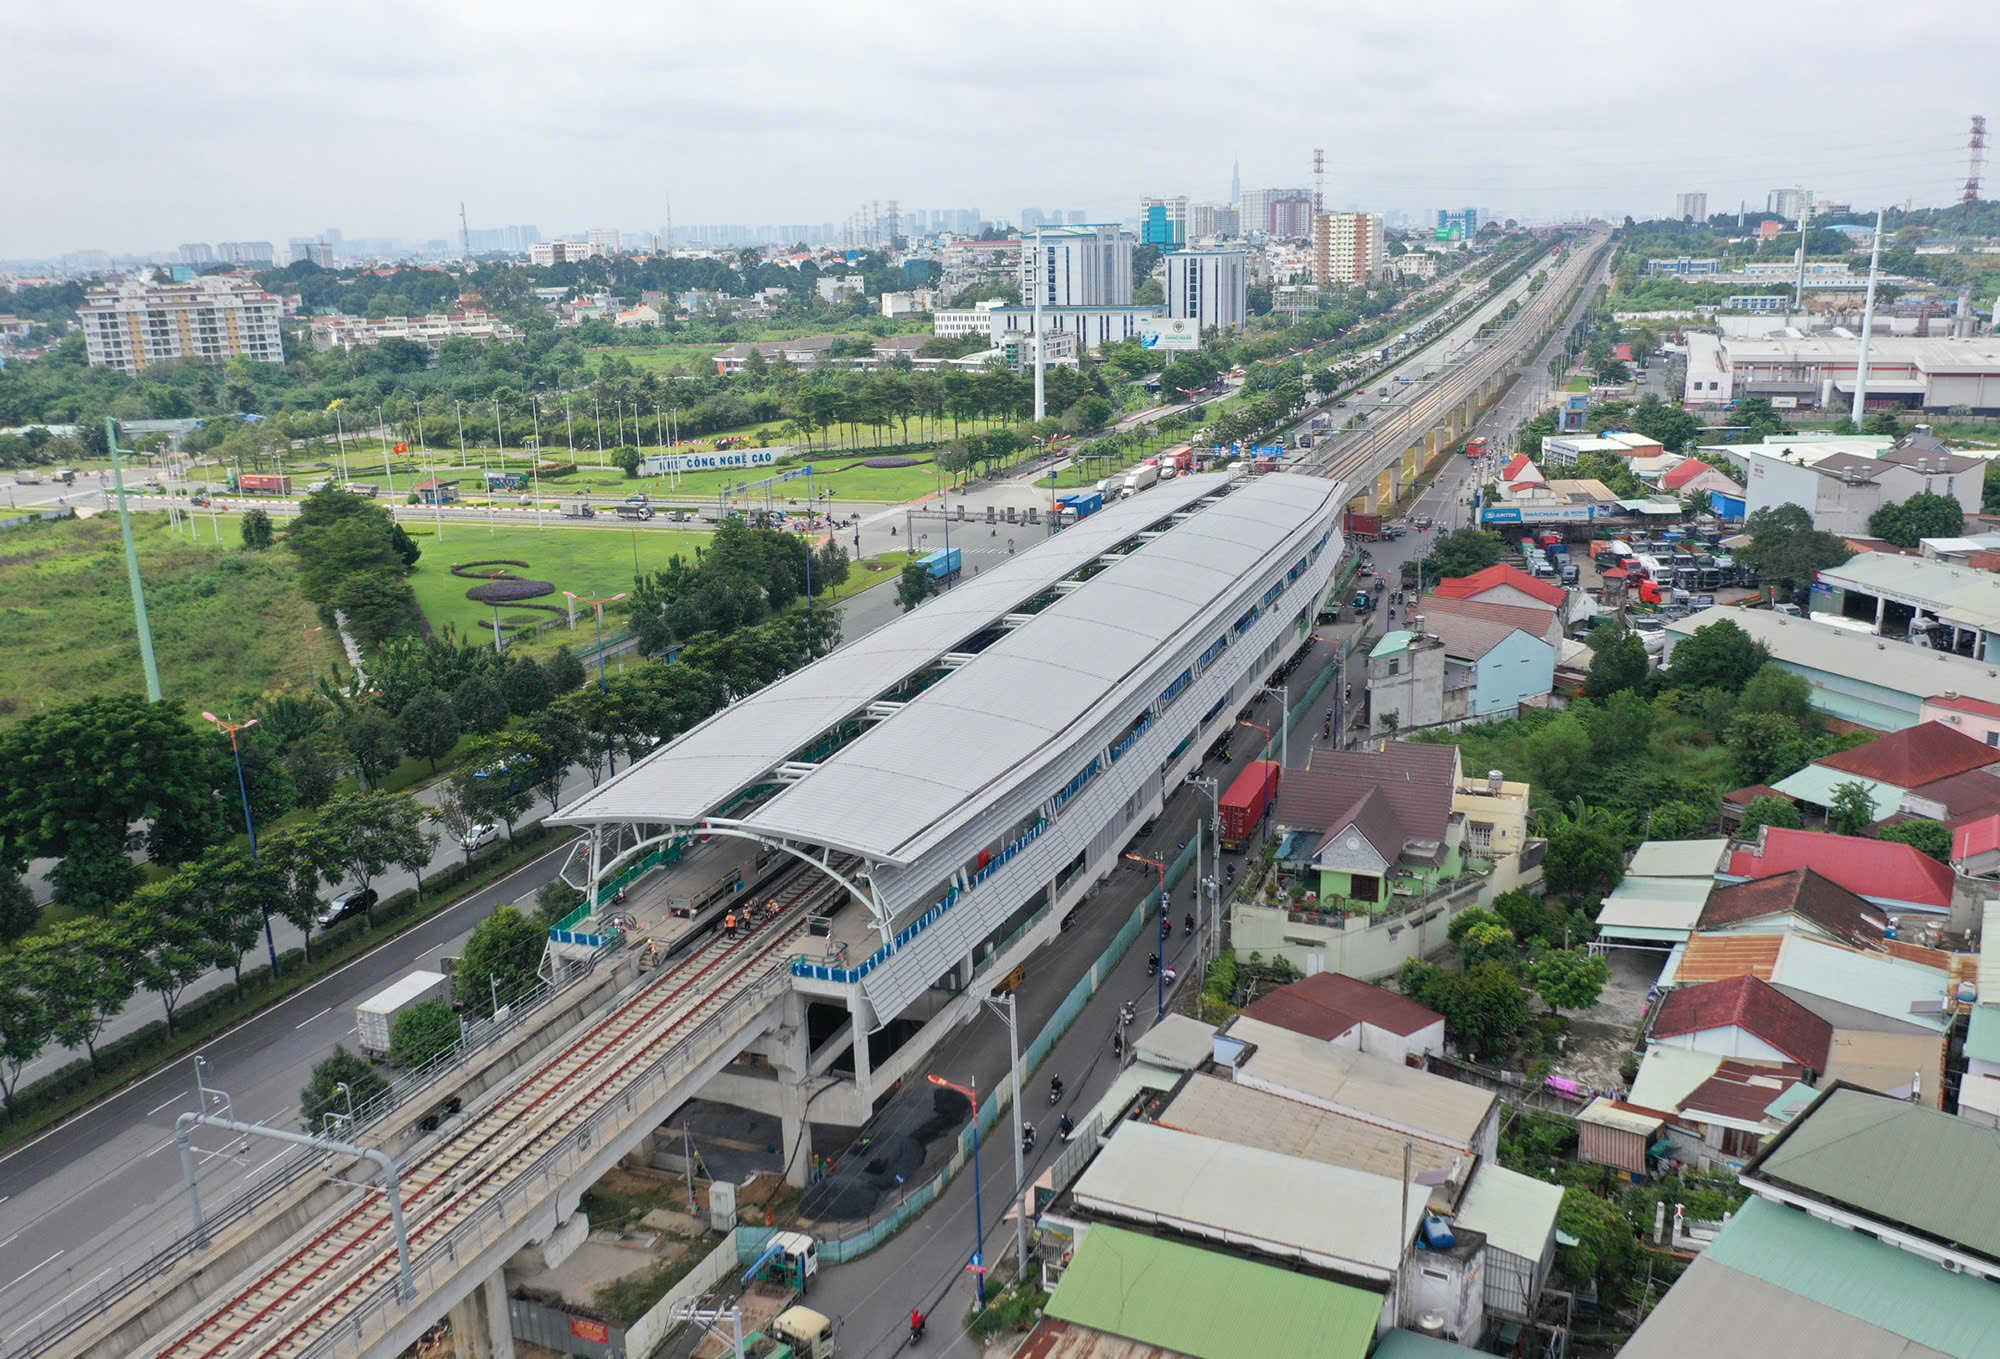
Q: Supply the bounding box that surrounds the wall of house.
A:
[1454,780,1530,865]
[1470,633,1555,716]
[1920,699,2000,747]
[1359,1017,1446,1062]
[1651,1026,1790,1065]
[1231,872,1497,979]
[1399,1244,1486,1345]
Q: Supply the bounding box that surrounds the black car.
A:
[315,887,378,929]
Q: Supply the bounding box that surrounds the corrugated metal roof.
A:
[1705,1197,2000,1357]
[1618,1256,1954,1359]
[1965,1004,2000,1065]
[1771,936,1953,1035]
[1370,1333,1487,1359]
[1133,1014,1216,1071]
[732,473,1344,862]
[551,473,1225,831]
[1069,1121,1428,1276]
[1626,839,1731,878]
[1665,607,2000,715]
[1673,933,1784,984]
[1817,555,2000,634]
[1452,1165,1562,1264]
[1628,1046,1725,1112]
[1728,827,1956,912]
[1045,1223,1382,1359]
[1578,1097,1670,1136]
[1752,1087,2000,1260]
[1824,1028,1945,1108]
[1157,1073,1467,1210]
[1226,1016,1495,1147]
[1768,765,1905,819]
[1593,876,1713,938]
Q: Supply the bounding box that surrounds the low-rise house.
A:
[1241,971,1446,1064]
[1725,826,1955,918]
[1429,563,1566,612]
[1648,974,1833,1073]
[1696,868,1888,951]
[1576,1098,1670,1179]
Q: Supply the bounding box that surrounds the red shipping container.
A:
[1219,759,1280,851]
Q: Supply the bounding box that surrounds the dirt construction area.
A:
[1553,948,1662,1091]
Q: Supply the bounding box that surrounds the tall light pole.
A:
[202,712,280,973]
[1851,207,1886,426]
[563,591,626,776]
[107,418,162,701]
[927,1074,988,1308]
[377,404,394,495]
[982,990,1030,1278]
[1125,851,1169,1019]
[1031,226,1046,423]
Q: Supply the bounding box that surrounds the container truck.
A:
[1342,511,1383,540]
[1054,491,1103,526]
[920,547,961,583]
[356,970,452,1059]
[13,471,41,485]
[614,503,653,520]
[559,500,596,518]
[1122,463,1160,497]
[236,473,291,494]
[1219,760,1280,851]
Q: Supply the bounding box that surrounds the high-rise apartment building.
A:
[177,243,214,265]
[1020,208,1049,231]
[1067,209,1087,225]
[1166,247,1248,333]
[1240,188,1312,238]
[216,241,275,266]
[585,229,622,255]
[1188,203,1241,239]
[79,276,285,374]
[1436,207,1478,240]
[1139,196,1188,247]
[1675,193,1708,222]
[1767,188,1813,222]
[1018,224,1134,306]
[1314,212,1387,285]
[287,238,334,267]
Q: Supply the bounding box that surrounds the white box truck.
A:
[1121,463,1160,498]
[559,500,595,518]
[356,970,451,1059]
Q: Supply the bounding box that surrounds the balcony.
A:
[1277,858,1493,928]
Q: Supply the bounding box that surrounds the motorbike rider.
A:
[910,1309,926,1339]
[1049,1074,1064,1102]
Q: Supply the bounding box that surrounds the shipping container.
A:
[356,970,452,1059]
[236,473,291,493]
[921,547,961,581]
[1219,759,1280,851]
[1342,511,1383,540]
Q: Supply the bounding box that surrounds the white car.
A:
[465,823,500,851]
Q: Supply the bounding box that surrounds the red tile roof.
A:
[1816,720,2000,789]
[1502,453,1533,478]
[1953,812,2000,861]
[1930,694,2000,721]
[1242,972,1444,1042]
[1430,563,1566,609]
[1652,976,1832,1070]
[1723,783,1787,806]
[1680,1060,1812,1124]
[1727,829,1954,912]
[1898,768,2000,821]
[1700,866,1888,947]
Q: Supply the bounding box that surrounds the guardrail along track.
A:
[151,915,808,1359]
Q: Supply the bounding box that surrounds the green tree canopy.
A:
[1877,818,1951,861]
[1868,491,1965,549]
[546,646,587,695]
[1422,528,1505,581]
[1736,664,1815,724]
[1397,959,1530,1062]
[1646,801,1709,840]
[240,507,274,550]
[456,906,546,1018]
[1828,779,1879,835]
[1666,619,1770,693]
[1531,947,1609,1015]
[299,1045,390,1129]
[388,999,460,1069]
[1737,503,1852,592]
[1738,794,1803,837]
[897,560,940,612]
[1582,629,1649,698]
[1726,712,1809,785]
[397,688,460,772]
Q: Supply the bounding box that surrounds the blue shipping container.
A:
[922,548,962,580]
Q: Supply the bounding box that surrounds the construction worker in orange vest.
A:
[725,912,738,937]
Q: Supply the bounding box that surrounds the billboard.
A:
[1480,504,1597,525]
[642,449,777,476]
[1139,317,1200,352]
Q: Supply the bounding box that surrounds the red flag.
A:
[393,442,408,453]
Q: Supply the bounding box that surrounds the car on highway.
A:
[624,493,650,506]
[1411,513,1433,529]
[1380,522,1406,540]
[315,887,379,929]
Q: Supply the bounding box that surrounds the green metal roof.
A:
[1706,1196,2000,1357]
[1371,1332,1487,1359]
[1769,765,1904,818]
[1753,1088,2000,1260]
[1370,629,1416,658]
[1966,1004,2000,1066]
[1045,1224,1383,1359]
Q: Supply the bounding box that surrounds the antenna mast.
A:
[1313,147,1326,216]
[1966,115,1989,204]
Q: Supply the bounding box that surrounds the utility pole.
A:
[1793,199,1812,313]
[1851,207,1887,426]
[1032,227,1046,423]
[982,991,1030,1280]
[107,418,161,701]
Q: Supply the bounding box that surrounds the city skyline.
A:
[9,0,1995,259]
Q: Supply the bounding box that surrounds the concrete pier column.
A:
[848,994,874,1103]
[776,998,813,1189]
[449,1270,515,1359]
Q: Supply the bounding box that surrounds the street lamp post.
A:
[563,592,626,776]
[1125,851,1168,1019]
[927,1073,987,1308]
[202,712,279,974]
[981,991,1030,1279]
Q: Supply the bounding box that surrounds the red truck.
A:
[1219,759,1280,851]
[236,474,291,494]
[1464,436,1490,459]
[1342,510,1382,540]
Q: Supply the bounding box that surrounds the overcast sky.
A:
[11,0,1997,258]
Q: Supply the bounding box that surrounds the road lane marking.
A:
[1,1250,62,1293]
[0,1232,16,1249]
[145,1138,173,1157]
[294,1007,331,1029]
[147,1094,185,1116]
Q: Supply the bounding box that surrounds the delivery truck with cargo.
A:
[920,546,961,583]
[356,970,452,1059]
[1219,759,1280,851]
[559,500,596,518]
[235,473,291,494]
[1122,463,1160,498]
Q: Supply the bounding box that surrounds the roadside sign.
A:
[966,1252,987,1275]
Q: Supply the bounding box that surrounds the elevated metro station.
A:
[551,468,1348,1152]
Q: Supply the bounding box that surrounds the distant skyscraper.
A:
[216,241,275,266]
[1167,247,1247,332]
[1436,207,1478,240]
[1021,208,1047,231]
[1239,188,1310,238]
[177,242,213,265]
[1766,188,1812,222]
[1675,193,1708,222]
[79,276,284,374]
[1230,158,1241,208]
[1139,196,1188,247]
[1067,210,1087,225]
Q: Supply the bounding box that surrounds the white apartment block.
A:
[933,301,1003,338]
[1675,192,1708,222]
[1166,248,1248,333]
[1393,252,1439,280]
[529,240,603,266]
[585,229,622,254]
[216,241,275,266]
[309,312,523,351]
[1018,224,1134,307]
[879,288,939,318]
[1313,212,1387,286]
[80,277,285,374]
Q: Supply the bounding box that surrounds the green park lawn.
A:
[0,511,332,725]
[400,521,709,652]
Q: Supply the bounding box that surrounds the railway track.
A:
[148,910,814,1359]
